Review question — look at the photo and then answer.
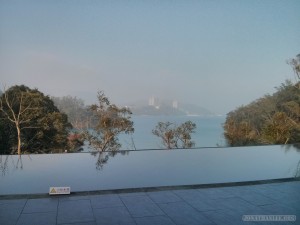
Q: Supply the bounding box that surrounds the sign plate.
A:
[49,187,71,195]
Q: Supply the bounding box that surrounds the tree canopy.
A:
[0,85,72,154]
[224,55,300,147]
[84,91,134,152]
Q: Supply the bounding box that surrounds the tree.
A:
[0,116,13,153]
[223,118,256,146]
[152,121,196,149]
[52,96,93,129]
[175,121,197,148]
[84,91,134,152]
[0,85,72,154]
[261,112,297,144]
[1,85,40,154]
[287,54,300,86]
[152,122,176,149]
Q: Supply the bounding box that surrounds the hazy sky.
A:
[1,0,299,114]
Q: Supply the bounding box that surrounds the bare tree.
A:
[0,87,40,154]
[0,85,71,154]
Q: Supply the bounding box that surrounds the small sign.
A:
[49,187,71,195]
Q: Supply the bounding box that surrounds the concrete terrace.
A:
[0,181,299,225]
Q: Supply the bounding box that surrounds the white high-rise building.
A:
[149,96,155,106]
[149,96,159,106]
[172,100,178,109]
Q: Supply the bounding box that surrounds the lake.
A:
[1,145,299,195]
[108,115,226,150]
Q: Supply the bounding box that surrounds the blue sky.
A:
[0,0,299,114]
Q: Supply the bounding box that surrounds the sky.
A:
[0,0,299,114]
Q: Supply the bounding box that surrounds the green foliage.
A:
[152,121,196,149]
[0,85,72,154]
[0,119,13,153]
[84,91,134,152]
[224,80,300,146]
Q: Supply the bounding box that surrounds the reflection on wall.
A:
[295,160,300,179]
[91,151,130,170]
[0,155,30,176]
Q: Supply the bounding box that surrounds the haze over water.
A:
[1,1,299,115]
[104,115,226,150]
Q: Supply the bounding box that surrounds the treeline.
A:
[5,55,297,153]
[0,87,132,154]
[51,96,94,130]
[1,86,196,155]
[224,54,300,146]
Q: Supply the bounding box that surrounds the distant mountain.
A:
[179,103,213,116]
[131,105,186,116]
[127,99,214,116]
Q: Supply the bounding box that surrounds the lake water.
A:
[110,115,226,150]
[1,145,299,195]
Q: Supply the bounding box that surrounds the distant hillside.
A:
[131,105,186,116]
[179,103,213,116]
[128,99,214,116]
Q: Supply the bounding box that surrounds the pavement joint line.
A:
[0,177,298,200]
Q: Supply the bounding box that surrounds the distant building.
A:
[149,96,154,106]
[172,100,178,109]
[149,96,159,107]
